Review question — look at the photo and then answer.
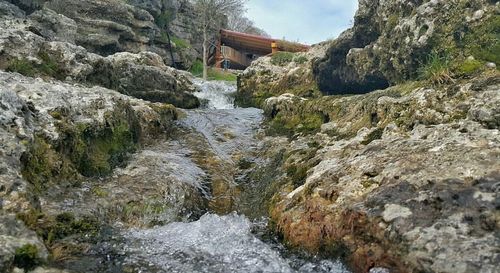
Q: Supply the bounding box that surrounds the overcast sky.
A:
[246,0,358,45]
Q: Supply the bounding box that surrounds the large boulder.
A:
[5,0,200,68]
[313,0,499,94]
[0,9,200,108]
[257,75,500,272]
[236,43,330,108]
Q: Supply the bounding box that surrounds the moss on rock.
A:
[13,244,42,270]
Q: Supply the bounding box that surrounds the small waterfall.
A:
[193,79,237,110]
[118,79,351,273]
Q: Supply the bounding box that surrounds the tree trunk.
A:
[202,29,208,80]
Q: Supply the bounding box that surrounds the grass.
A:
[6,52,65,80]
[189,60,237,81]
[417,50,455,85]
[171,36,190,49]
[208,68,237,81]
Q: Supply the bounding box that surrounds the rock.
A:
[256,76,500,272]
[485,62,496,69]
[0,71,179,214]
[313,0,497,94]
[6,0,202,68]
[382,204,412,222]
[236,42,330,107]
[0,14,199,108]
[0,214,48,272]
[0,0,24,18]
[369,268,390,273]
[28,8,78,43]
[472,9,485,20]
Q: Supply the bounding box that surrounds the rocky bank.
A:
[235,0,500,272]
[0,0,499,272]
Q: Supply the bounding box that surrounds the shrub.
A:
[294,55,308,64]
[271,52,295,66]
[465,15,500,65]
[189,60,204,77]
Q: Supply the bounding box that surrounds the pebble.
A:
[485,62,496,69]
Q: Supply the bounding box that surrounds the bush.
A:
[294,55,308,64]
[189,60,204,77]
[465,15,500,65]
[271,52,295,66]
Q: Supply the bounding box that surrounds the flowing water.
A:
[119,80,351,273]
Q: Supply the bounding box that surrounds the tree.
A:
[193,0,246,80]
[227,13,270,37]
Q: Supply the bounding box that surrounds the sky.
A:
[246,0,358,45]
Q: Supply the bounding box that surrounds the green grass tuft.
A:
[13,244,42,270]
[417,50,455,85]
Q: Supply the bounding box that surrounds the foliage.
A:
[17,210,100,247]
[6,52,65,80]
[6,59,36,77]
[417,50,455,85]
[271,52,309,66]
[171,36,190,49]
[294,55,308,64]
[267,113,324,137]
[189,60,204,76]
[464,15,500,65]
[154,10,174,29]
[13,244,41,270]
[271,52,294,66]
[453,58,484,77]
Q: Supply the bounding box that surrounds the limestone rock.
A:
[258,76,500,272]
[0,214,48,272]
[28,8,78,43]
[0,13,199,108]
[313,0,497,94]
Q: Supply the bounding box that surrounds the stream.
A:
[117,80,351,273]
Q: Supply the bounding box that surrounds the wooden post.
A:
[215,37,222,68]
[271,41,278,54]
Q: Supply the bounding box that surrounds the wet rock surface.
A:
[254,77,500,272]
[0,71,181,272]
